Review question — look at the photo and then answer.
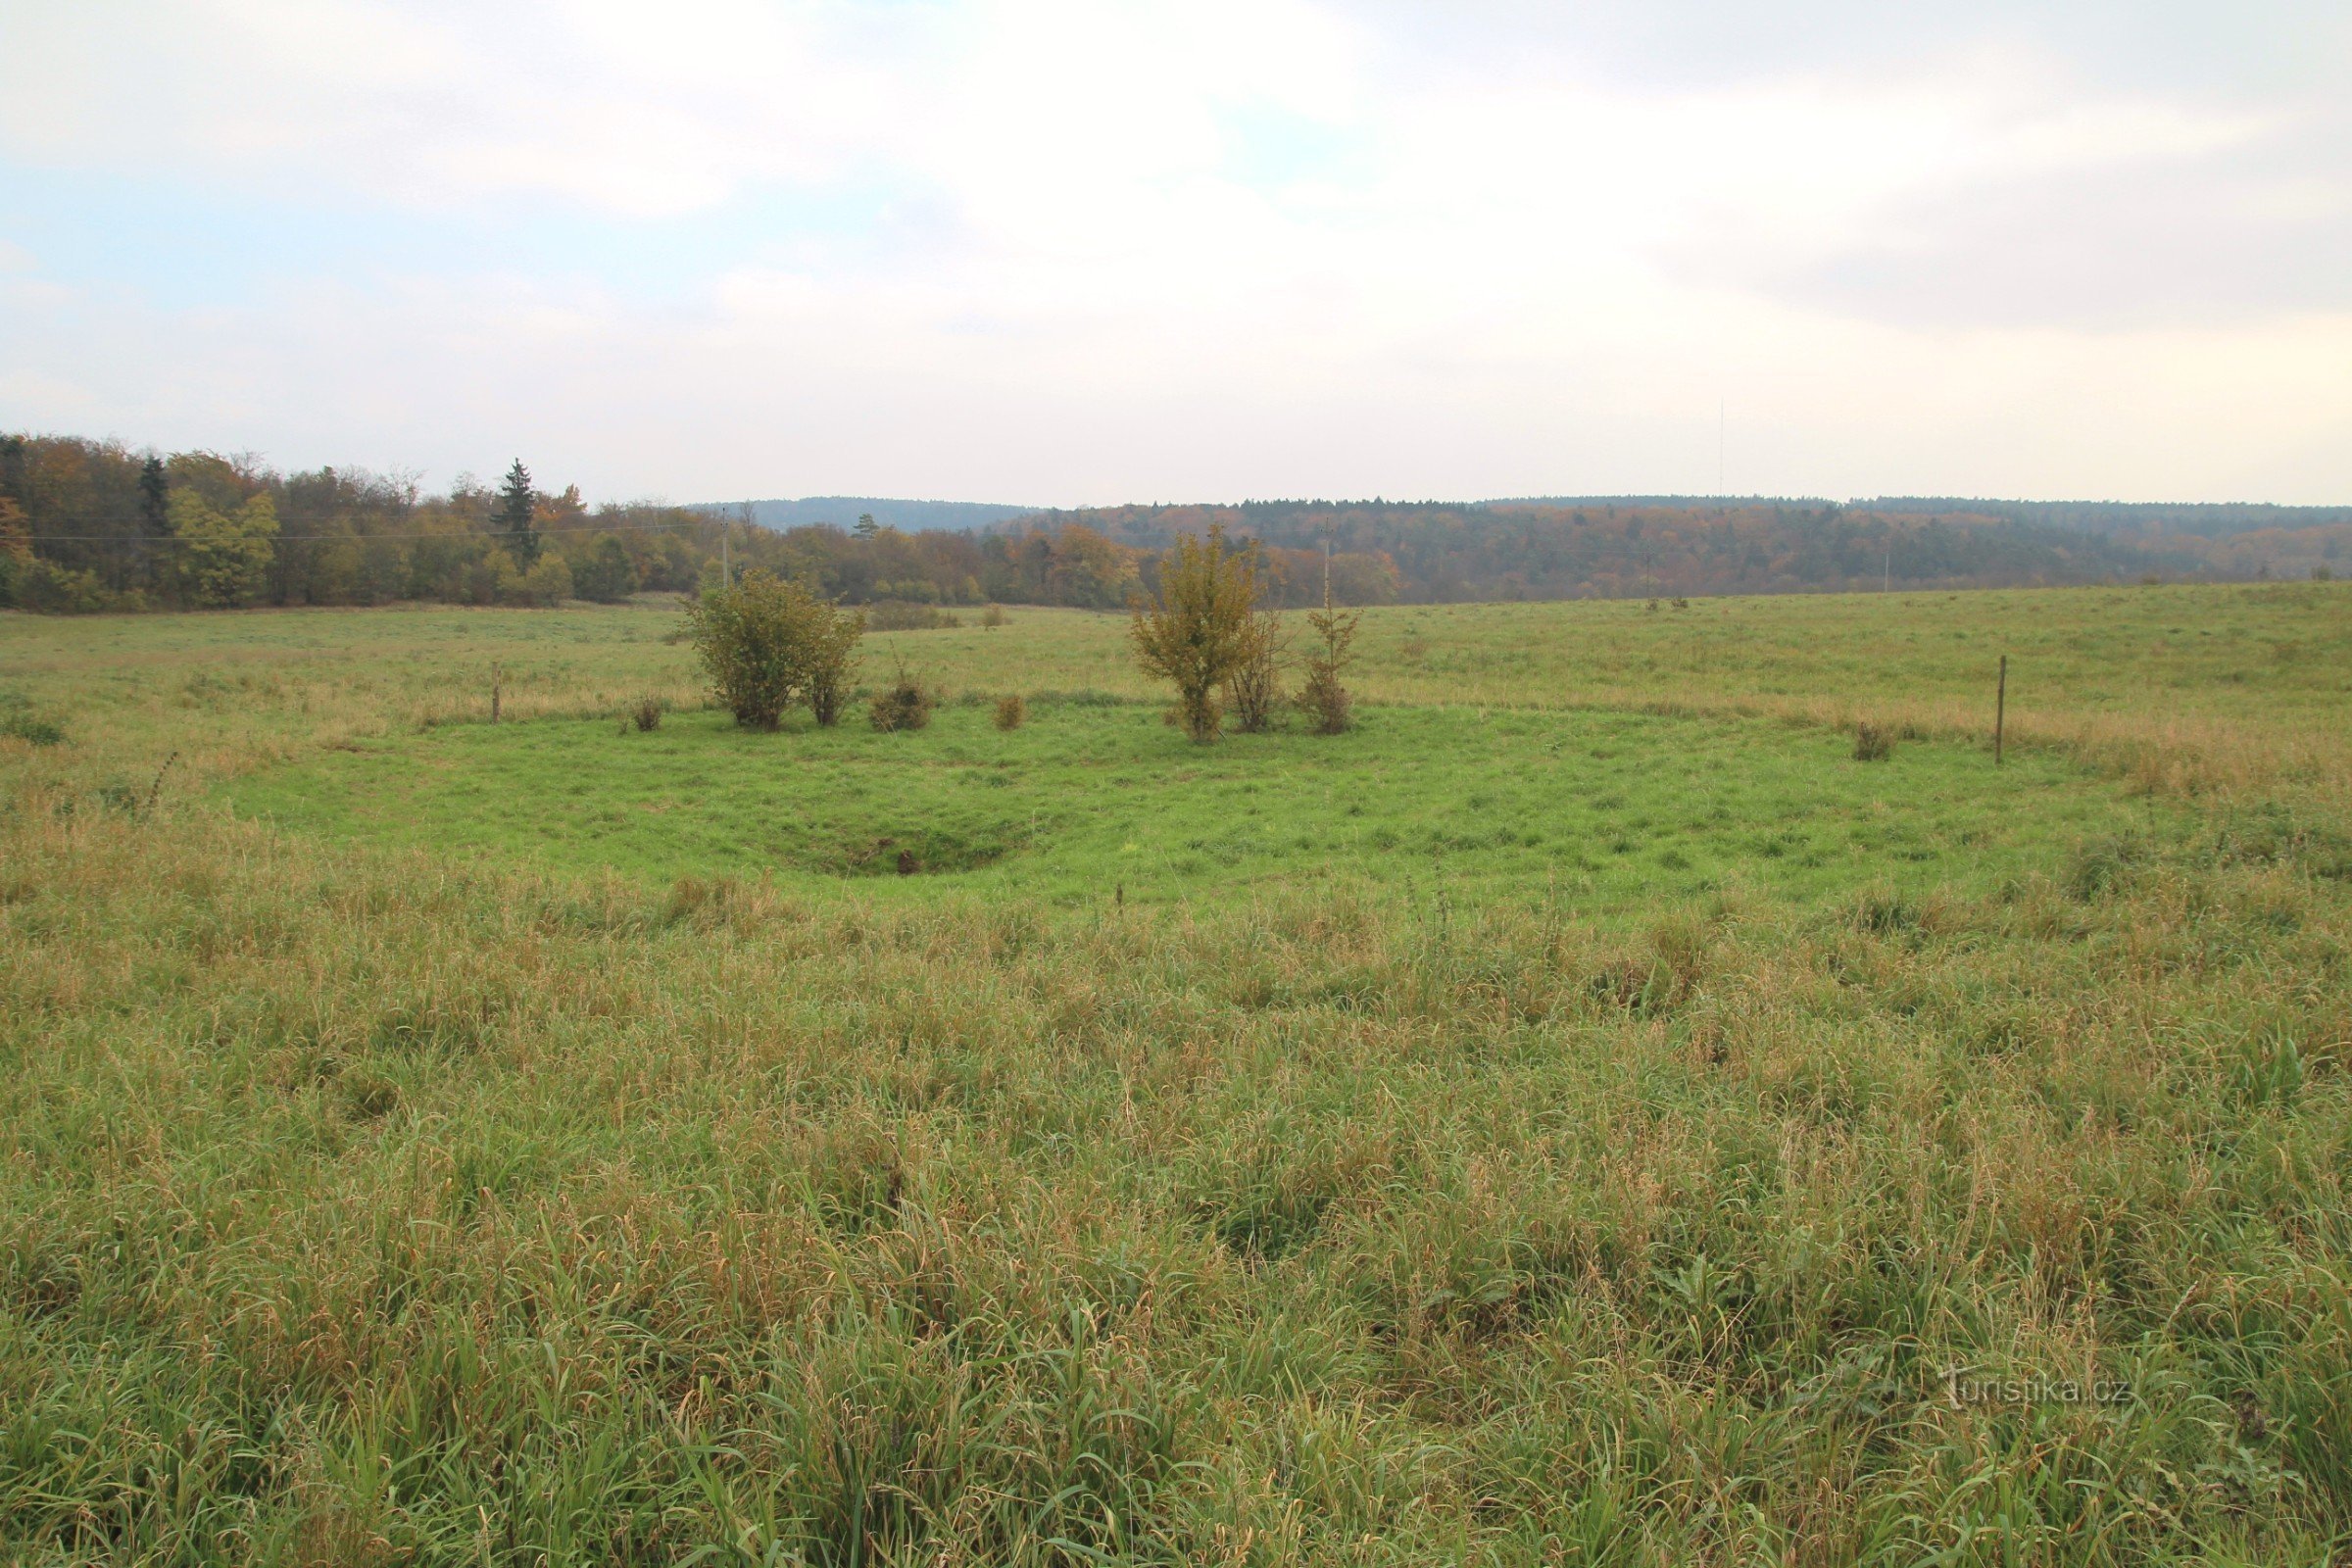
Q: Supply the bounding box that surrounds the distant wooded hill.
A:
[1494,495,2352,540]
[1857,498,2352,540]
[994,499,2346,603]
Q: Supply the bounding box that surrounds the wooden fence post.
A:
[1994,655,2007,765]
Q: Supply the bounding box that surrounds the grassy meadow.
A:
[227,701,2172,911]
[3,582,2351,1564]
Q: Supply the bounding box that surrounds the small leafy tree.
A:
[687,569,863,730]
[494,460,540,566]
[1130,525,1263,743]
[1298,543,1359,735]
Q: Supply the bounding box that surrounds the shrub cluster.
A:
[1129,527,1264,743]
[686,570,864,731]
[1128,526,1361,742]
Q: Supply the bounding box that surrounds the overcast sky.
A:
[3,1,2347,506]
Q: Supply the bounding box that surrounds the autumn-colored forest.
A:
[3,432,2342,614]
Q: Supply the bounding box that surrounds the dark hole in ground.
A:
[802,828,1024,878]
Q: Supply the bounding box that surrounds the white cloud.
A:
[0,0,2346,500]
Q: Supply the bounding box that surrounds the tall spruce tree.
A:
[136,457,170,591]
[137,458,169,539]
[494,460,540,566]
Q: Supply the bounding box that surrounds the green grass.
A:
[4,584,2351,1565]
[9,579,2346,810]
[228,700,2168,912]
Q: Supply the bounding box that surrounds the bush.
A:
[869,671,935,733]
[629,696,663,732]
[981,604,1007,628]
[517,553,572,608]
[1228,609,1284,734]
[805,607,864,727]
[994,693,1026,731]
[1297,666,1350,735]
[14,559,120,615]
[1854,722,1894,761]
[686,570,865,731]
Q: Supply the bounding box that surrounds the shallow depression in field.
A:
[224,700,2169,909]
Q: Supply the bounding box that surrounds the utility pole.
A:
[1884,544,1891,592]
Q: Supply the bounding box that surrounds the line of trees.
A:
[744,516,1405,612]
[8,430,2342,616]
[0,436,711,612]
[0,434,1411,614]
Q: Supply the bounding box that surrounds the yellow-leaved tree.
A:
[1130,525,1264,744]
[170,490,278,608]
